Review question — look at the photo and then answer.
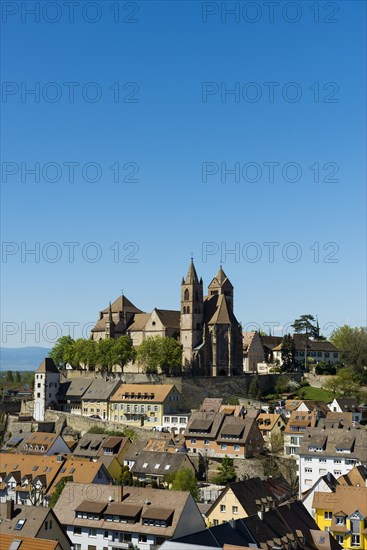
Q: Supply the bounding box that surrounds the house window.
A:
[89,528,97,537]
[334,459,341,464]
[204,439,210,445]
[74,527,82,535]
[221,444,227,450]
[220,505,226,513]
[305,468,312,473]
[154,405,158,411]
[336,536,344,544]
[324,511,332,520]
[37,393,41,398]
[213,519,219,526]
[234,444,240,451]
[142,463,148,468]
[336,517,345,525]
[139,535,147,543]
[232,506,238,514]
[352,535,360,547]
[334,470,342,476]
[191,438,196,444]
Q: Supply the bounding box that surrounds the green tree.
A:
[137,337,161,373]
[274,375,291,395]
[73,338,97,370]
[5,371,13,383]
[323,366,363,398]
[165,468,199,500]
[49,336,75,368]
[137,336,182,374]
[292,314,318,338]
[111,336,137,372]
[281,334,296,372]
[213,455,237,485]
[49,478,69,508]
[248,376,261,399]
[330,326,367,378]
[119,465,134,486]
[159,337,182,375]
[15,371,21,384]
[226,396,240,405]
[96,338,115,372]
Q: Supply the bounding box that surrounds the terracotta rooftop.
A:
[110,383,175,403]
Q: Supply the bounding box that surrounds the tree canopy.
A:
[213,455,237,485]
[281,334,296,371]
[137,336,182,375]
[49,335,75,368]
[330,326,367,378]
[291,314,323,339]
[165,468,199,500]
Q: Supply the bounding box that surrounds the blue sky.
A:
[1,0,366,348]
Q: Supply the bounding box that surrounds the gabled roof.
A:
[101,294,142,314]
[127,450,192,476]
[128,313,151,332]
[82,379,121,401]
[110,383,175,403]
[36,358,59,374]
[338,465,367,487]
[53,482,200,539]
[312,485,367,518]
[47,457,109,494]
[208,266,233,289]
[207,294,236,325]
[206,476,292,518]
[257,413,284,432]
[154,309,180,329]
[0,503,51,538]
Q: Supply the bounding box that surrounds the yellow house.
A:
[313,485,367,550]
[256,413,286,448]
[81,379,121,420]
[109,383,185,428]
[206,477,292,526]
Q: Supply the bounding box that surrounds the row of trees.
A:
[49,335,183,374]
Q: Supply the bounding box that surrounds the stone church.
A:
[91,261,243,376]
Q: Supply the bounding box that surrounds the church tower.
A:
[208,265,234,310]
[180,259,204,370]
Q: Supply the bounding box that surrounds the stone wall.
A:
[61,372,302,410]
[44,409,156,440]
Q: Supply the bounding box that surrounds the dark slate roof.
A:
[128,450,191,477]
[299,425,367,462]
[173,521,254,548]
[58,378,94,398]
[36,358,59,374]
[155,309,180,329]
[207,476,292,518]
[334,398,361,412]
[83,379,121,401]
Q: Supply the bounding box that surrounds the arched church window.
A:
[184,289,189,300]
[195,291,199,301]
[187,306,190,314]
[183,307,186,314]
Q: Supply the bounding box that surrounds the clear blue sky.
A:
[1,0,366,348]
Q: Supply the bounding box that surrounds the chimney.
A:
[258,510,263,520]
[117,485,123,502]
[229,518,236,529]
[6,499,14,520]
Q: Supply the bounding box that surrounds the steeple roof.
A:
[185,259,199,284]
[36,358,59,374]
[208,265,233,289]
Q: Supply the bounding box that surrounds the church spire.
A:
[185,258,199,284]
